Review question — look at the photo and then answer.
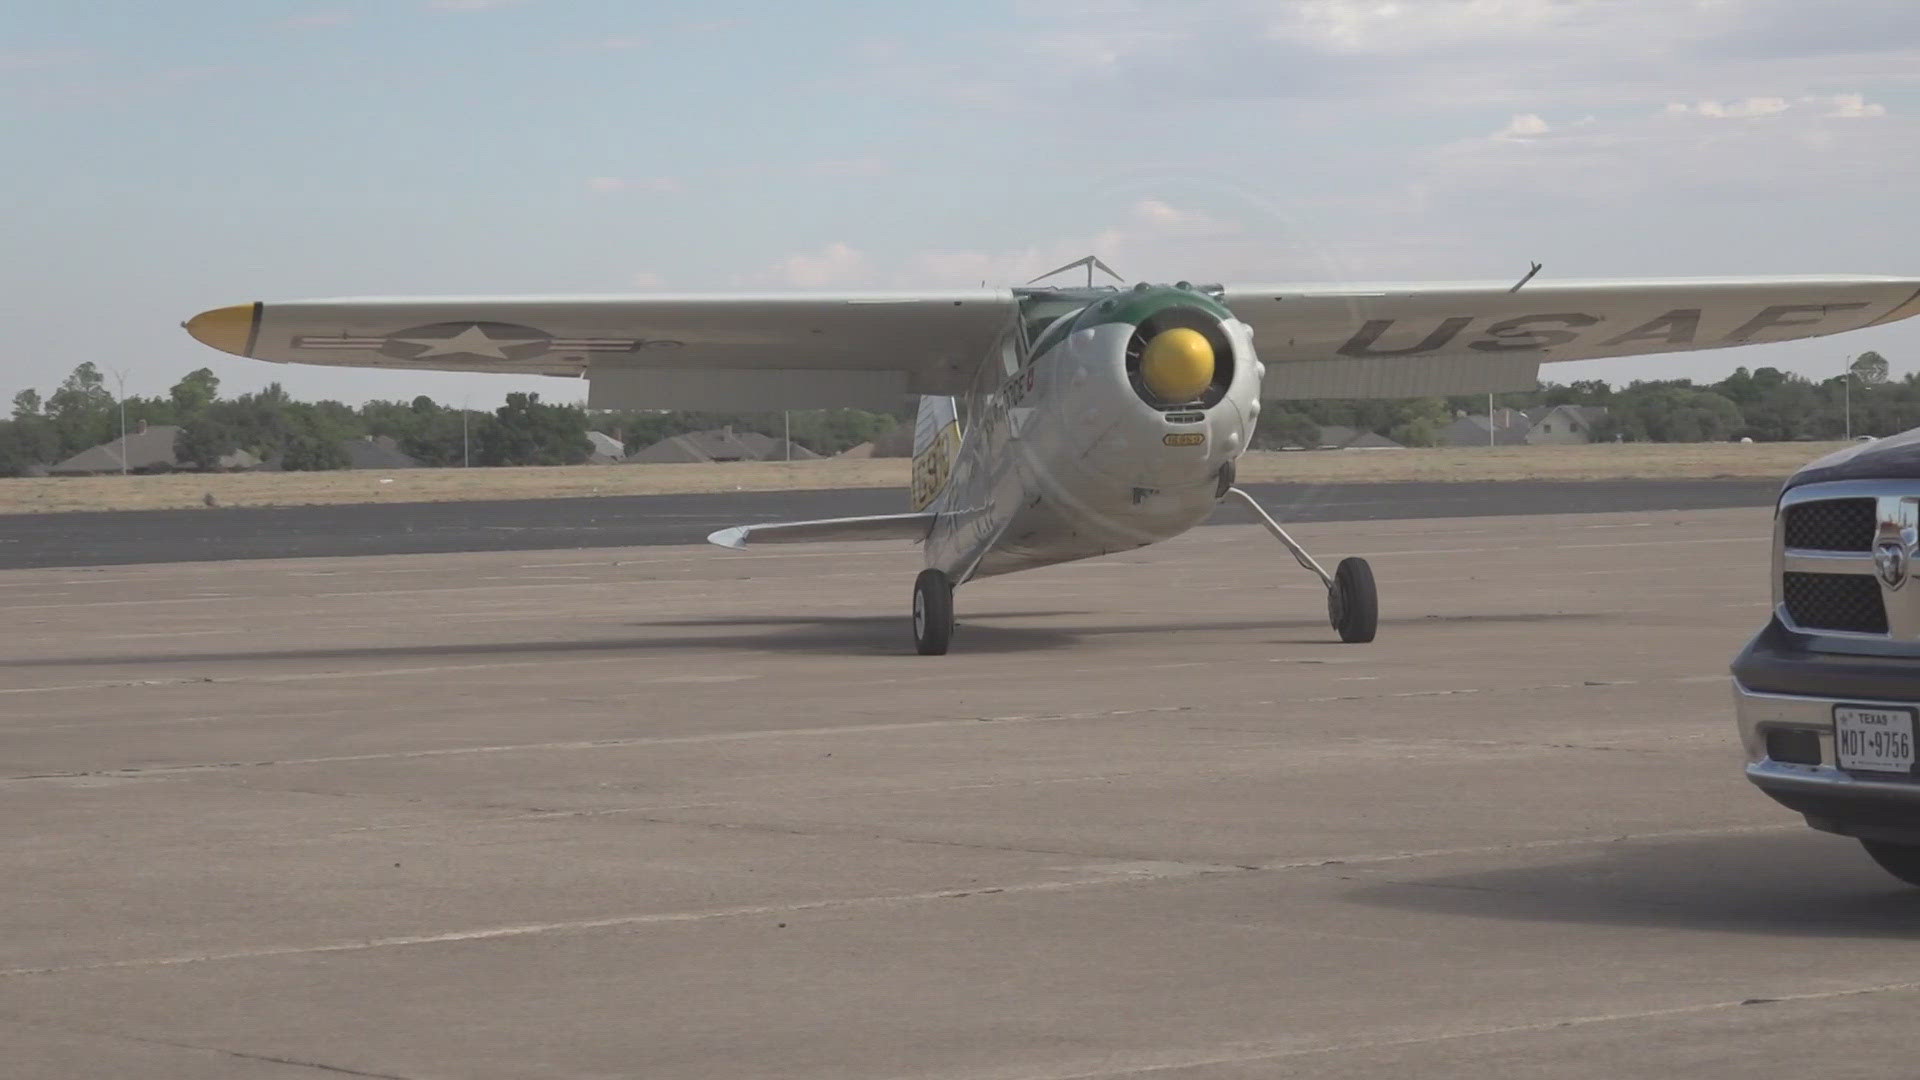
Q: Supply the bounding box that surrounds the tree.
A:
[11,388,42,421]
[473,393,591,466]
[1253,407,1323,449]
[1388,417,1439,447]
[0,417,60,476]
[1609,384,1745,442]
[279,433,350,471]
[175,418,242,471]
[45,362,114,455]
[168,368,220,416]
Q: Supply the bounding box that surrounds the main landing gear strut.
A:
[1225,487,1377,644]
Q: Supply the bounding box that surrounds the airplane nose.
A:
[182,303,259,357]
[1138,327,1215,403]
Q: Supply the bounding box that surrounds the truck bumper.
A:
[1734,619,1920,843]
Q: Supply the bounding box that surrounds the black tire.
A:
[1328,557,1378,644]
[1860,839,1920,887]
[912,569,954,655]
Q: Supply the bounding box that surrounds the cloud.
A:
[1668,96,1791,119]
[775,242,869,287]
[906,0,1920,119]
[1275,0,1586,55]
[903,203,1248,287]
[1422,97,1920,204]
[1128,198,1237,235]
[629,272,666,288]
[911,249,1013,286]
[1815,93,1888,118]
[1663,94,1889,121]
[1494,113,1551,140]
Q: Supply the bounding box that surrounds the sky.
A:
[3,0,1919,409]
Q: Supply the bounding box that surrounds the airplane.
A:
[184,259,1920,654]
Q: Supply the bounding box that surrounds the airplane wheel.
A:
[1327,557,1377,644]
[912,569,954,655]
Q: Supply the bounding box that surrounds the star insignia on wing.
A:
[377,322,555,363]
[389,324,548,360]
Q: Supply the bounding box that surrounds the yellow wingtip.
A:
[184,303,259,356]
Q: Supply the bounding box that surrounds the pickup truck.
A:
[1733,428,1920,885]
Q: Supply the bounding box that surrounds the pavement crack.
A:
[0,823,1802,982]
[0,1014,419,1079]
[1010,978,1920,1078]
[177,1043,418,1080]
[615,812,1170,864]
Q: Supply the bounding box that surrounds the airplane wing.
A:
[183,292,1017,410]
[1221,276,1920,398]
[186,276,1920,409]
[707,512,938,550]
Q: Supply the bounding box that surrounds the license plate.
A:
[1834,705,1917,773]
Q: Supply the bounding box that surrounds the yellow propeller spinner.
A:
[1139,327,1215,403]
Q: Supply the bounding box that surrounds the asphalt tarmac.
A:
[0,477,1778,569]
[5,502,1916,1079]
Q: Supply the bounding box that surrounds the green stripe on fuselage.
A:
[1073,284,1232,332]
[1015,284,1232,363]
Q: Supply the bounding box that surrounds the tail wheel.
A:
[1328,557,1377,644]
[912,569,954,655]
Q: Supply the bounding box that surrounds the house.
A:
[338,435,421,470]
[732,430,820,461]
[48,423,260,475]
[583,431,626,464]
[1525,404,1609,445]
[626,426,760,464]
[626,425,829,464]
[1439,405,1610,447]
[1441,409,1531,448]
[1310,425,1404,450]
[626,434,719,464]
[837,425,914,459]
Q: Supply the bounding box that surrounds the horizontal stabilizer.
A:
[707,512,938,550]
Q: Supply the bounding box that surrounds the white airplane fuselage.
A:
[924,284,1264,582]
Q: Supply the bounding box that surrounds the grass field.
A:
[0,441,1844,515]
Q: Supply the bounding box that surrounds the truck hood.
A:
[1785,427,1920,490]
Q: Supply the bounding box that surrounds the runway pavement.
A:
[6,503,1918,1079]
[0,477,1780,569]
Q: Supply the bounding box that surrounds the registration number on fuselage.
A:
[1834,705,1916,773]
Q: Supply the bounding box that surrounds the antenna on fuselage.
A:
[1027,255,1125,288]
[1508,261,1544,293]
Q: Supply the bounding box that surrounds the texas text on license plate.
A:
[1834,705,1917,773]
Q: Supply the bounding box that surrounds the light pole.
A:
[106,366,129,475]
[462,397,470,468]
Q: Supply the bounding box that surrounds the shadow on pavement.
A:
[1344,832,1920,938]
[7,611,1613,664]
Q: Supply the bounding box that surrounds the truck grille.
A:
[1783,498,1876,552]
[1782,571,1888,634]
